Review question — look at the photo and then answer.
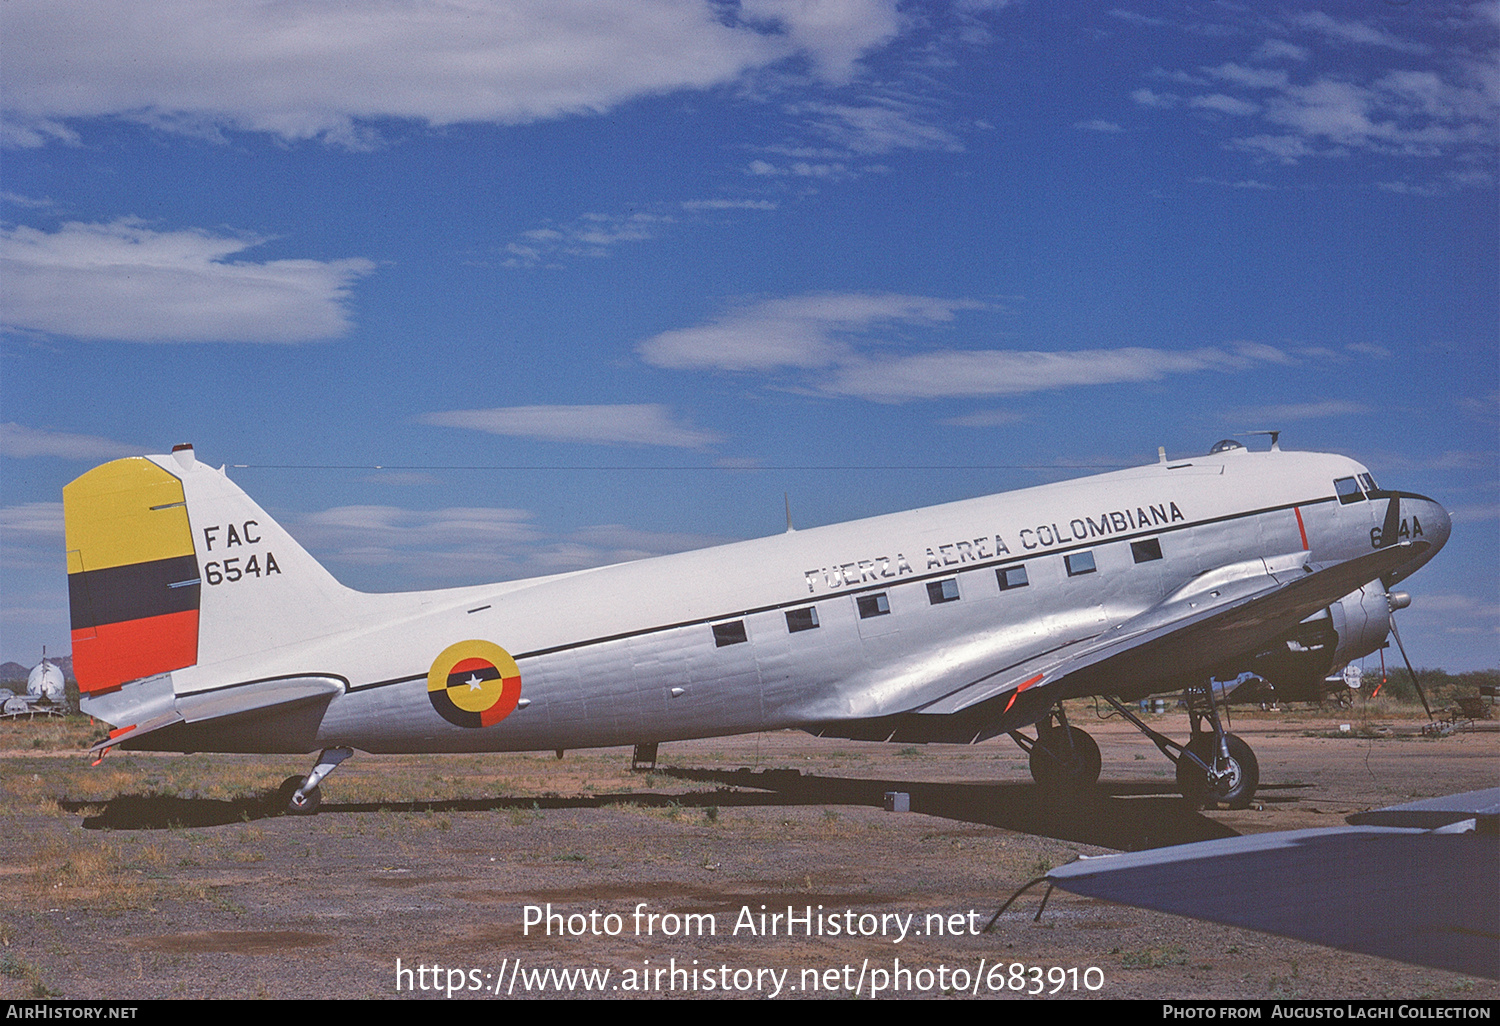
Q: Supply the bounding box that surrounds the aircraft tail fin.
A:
[65,446,358,694]
[65,452,202,694]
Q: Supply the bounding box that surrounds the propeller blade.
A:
[1388,613,1433,720]
[1379,494,1402,590]
[1380,493,1401,548]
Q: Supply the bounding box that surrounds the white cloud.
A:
[1131,88,1181,108]
[1136,31,1500,174]
[0,221,374,342]
[419,404,721,449]
[1190,94,1260,117]
[1253,39,1309,63]
[640,292,1291,401]
[741,0,903,85]
[638,292,986,371]
[2,0,902,145]
[503,211,673,267]
[679,199,779,210]
[791,100,963,154]
[290,503,724,584]
[0,423,141,460]
[744,158,854,179]
[0,502,63,541]
[0,192,55,209]
[1230,400,1372,422]
[1190,176,1276,190]
[1075,119,1123,133]
[826,346,1284,402]
[1205,64,1290,91]
[298,505,540,553]
[1289,12,1431,55]
[0,502,64,574]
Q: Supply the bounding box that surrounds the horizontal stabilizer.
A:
[175,675,344,723]
[86,675,344,754]
[88,710,186,754]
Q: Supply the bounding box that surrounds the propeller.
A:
[1378,493,1403,592]
[1387,606,1433,720]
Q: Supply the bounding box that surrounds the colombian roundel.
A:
[426,640,522,728]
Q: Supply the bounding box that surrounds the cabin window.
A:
[856,593,890,618]
[1065,551,1097,577]
[927,579,960,604]
[1131,538,1163,563]
[997,565,1029,590]
[712,621,748,647]
[785,607,820,633]
[1335,477,1364,504]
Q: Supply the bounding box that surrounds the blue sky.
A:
[2,1,1496,672]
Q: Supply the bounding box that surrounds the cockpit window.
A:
[1358,473,1379,495]
[1335,477,1364,504]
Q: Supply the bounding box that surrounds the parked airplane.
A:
[65,437,1448,814]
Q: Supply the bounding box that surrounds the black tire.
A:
[1029,725,1102,791]
[1175,733,1259,809]
[277,774,321,816]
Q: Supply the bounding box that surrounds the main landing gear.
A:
[1099,686,1260,809]
[1011,706,1102,791]
[276,747,353,815]
[1017,687,1261,809]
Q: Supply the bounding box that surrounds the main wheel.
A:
[1029,725,1102,790]
[277,774,322,816]
[1175,733,1259,809]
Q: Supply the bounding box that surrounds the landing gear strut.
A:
[1100,687,1260,809]
[1176,688,1258,808]
[1014,705,1101,791]
[277,747,353,815]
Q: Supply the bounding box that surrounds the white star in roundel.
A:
[466,674,485,691]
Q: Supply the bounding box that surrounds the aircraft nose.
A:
[1381,492,1450,586]
[1419,495,1452,555]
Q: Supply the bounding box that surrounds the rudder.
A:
[65,454,201,694]
[65,445,359,694]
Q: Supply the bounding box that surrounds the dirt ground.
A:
[1,705,1495,1001]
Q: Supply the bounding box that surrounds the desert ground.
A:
[1,702,1495,1001]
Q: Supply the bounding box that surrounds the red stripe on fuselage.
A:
[1293,507,1309,551]
[71,609,198,693]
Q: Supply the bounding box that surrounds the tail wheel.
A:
[1029,725,1102,790]
[277,775,322,816]
[1176,733,1259,809]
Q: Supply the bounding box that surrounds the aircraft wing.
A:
[916,541,1428,718]
[1039,789,1499,979]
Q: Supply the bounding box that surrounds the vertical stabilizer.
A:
[66,451,365,694]
[65,458,201,693]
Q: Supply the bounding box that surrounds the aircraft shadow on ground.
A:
[661,768,1248,850]
[64,767,1299,849]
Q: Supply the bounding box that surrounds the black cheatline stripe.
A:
[346,494,1340,692]
[68,554,201,630]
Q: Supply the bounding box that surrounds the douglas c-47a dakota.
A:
[64,436,1449,813]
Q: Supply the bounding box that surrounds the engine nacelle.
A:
[1235,586,1401,702]
[1328,584,1401,669]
